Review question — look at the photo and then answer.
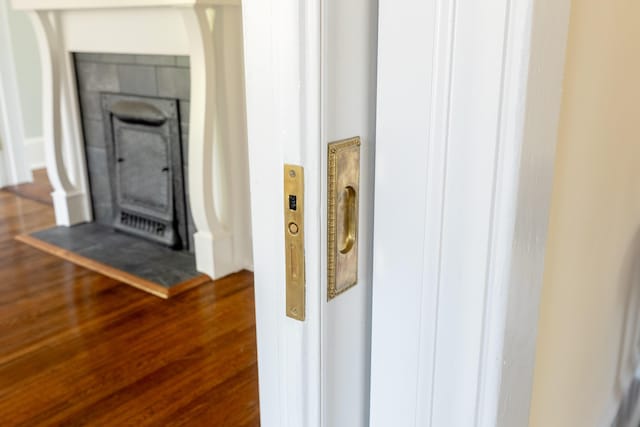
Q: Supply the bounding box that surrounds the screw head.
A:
[289,170,296,178]
[288,222,299,235]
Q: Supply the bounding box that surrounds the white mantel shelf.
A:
[12,0,239,11]
[20,0,252,280]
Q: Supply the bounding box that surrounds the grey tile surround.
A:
[74,53,195,251]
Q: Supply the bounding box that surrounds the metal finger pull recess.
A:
[284,165,305,320]
[327,137,361,300]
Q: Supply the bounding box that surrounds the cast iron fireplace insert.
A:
[101,93,189,249]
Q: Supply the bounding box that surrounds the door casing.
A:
[242,0,377,426]
[370,0,572,426]
[243,0,573,425]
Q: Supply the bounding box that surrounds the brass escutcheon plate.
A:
[327,137,361,301]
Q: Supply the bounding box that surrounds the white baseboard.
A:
[24,137,45,171]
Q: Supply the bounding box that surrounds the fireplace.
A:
[75,53,194,251]
[15,1,252,280]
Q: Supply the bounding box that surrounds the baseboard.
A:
[24,137,45,171]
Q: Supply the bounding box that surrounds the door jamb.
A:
[488,1,572,424]
[242,1,322,426]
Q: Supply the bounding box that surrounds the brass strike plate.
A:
[327,137,360,301]
[284,164,305,320]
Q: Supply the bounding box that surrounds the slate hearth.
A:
[19,223,208,299]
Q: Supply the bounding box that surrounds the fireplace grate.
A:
[120,211,167,237]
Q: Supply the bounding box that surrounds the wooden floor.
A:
[2,169,54,206]
[0,172,260,426]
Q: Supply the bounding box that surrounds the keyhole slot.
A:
[338,186,357,254]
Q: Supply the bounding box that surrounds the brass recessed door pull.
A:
[327,137,361,300]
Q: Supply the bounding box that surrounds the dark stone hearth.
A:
[30,223,201,288]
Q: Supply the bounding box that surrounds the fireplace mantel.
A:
[12,0,239,10]
[11,0,253,279]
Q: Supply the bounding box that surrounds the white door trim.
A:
[243,0,377,425]
[242,1,322,426]
[0,0,32,186]
[370,0,571,426]
[490,1,572,424]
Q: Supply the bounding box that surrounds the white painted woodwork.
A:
[243,0,376,425]
[31,10,90,225]
[321,0,377,425]
[495,1,571,424]
[370,1,570,427]
[243,0,322,425]
[0,0,32,186]
[16,0,252,278]
[61,9,190,55]
[12,0,239,10]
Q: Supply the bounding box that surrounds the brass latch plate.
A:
[327,137,361,300]
[284,164,305,320]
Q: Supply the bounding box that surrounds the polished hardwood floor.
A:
[0,172,260,426]
[2,169,54,206]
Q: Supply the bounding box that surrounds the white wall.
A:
[0,119,6,185]
[530,0,640,425]
[4,0,44,170]
[0,0,31,183]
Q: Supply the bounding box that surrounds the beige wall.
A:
[530,0,640,426]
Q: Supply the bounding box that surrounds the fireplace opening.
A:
[74,52,195,252]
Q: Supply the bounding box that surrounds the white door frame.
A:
[243,0,377,425]
[244,0,573,425]
[0,0,31,187]
[370,0,571,426]
[243,1,322,425]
